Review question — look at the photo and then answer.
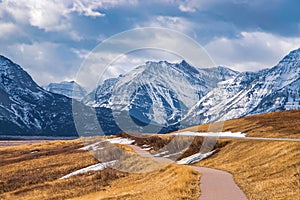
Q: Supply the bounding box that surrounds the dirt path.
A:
[128,144,248,200]
[191,166,247,200]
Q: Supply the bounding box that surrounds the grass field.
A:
[185,110,300,199]
[0,138,200,200]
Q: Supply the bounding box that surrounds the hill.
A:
[186,110,300,199]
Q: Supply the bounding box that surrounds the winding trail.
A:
[128,144,248,200]
[191,166,247,200]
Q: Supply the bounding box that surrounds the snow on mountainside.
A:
[46,81,87,100]
[0,55,80,137]
[182,48,300,126]
[83,77,120,107]
[88,60,239,133]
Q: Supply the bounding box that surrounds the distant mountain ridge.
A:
[0,48,299,136]
[45,81,87,100]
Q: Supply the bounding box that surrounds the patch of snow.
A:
[173,131,246,138]
[176,150,216,165]
[105,137,135,145]
[162,148,188,158]
[153,151,169,157]
[59,160,117,180]
[79,141,104,151]
[142,147,152,151]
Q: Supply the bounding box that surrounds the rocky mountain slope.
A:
[0,55,78,137]
[89,60,239,133]
[182,48,300,126]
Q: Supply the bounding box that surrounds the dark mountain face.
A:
[0,55,78,137]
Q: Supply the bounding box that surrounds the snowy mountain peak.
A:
[87,60,239,133]
[46,81,87,100]
[182,48,300,127]
[277,48,300,66]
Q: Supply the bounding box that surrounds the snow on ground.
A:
[142,147,152,151]
[153,151,169,157]
[162,148,188,158]
[79,137,135,151]
[105,137,135,145]
[59,160,117,180]
[176,150,216,165]
[79,141,104,151]
[173,131,246,138]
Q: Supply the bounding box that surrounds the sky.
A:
[0,0,300,90]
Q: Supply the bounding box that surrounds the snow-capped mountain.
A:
[0,55,79,137]
[0,48,299,137]
[89,60,239,133]
[182,48,300,126]
[46,81,87,100]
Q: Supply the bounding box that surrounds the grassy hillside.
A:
[179,110,300,138]
[186,110,300,199]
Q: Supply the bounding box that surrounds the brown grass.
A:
[0,137,201,200]
[118,132,172,151]
[118,132,210,161]
[188,110,300,199]
[178,110,300,139]
[69,164,200,200]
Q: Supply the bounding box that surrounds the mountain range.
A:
[0,48,299,137]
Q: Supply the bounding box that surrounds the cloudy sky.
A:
[0,0,300,89]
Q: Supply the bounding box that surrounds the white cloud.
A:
[6,42,80,85]
[0,0,137,32]
[205,31,300,71]
[70,0,138,17]
[74,28,215,90]
[137,15,194,34]
[70,0,105,17]
[178,0,210,13]
[1,0,71,31]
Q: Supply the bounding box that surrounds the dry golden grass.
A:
[197,139,300,199]
[187,110,300,200]
[2,110,298,200]
[179,110,300,139]
[0,139,120,200]
[0,137,200,200]
[69,164,200,200]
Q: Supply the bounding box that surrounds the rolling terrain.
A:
[183,110,300,199]
[0,110,299,199]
